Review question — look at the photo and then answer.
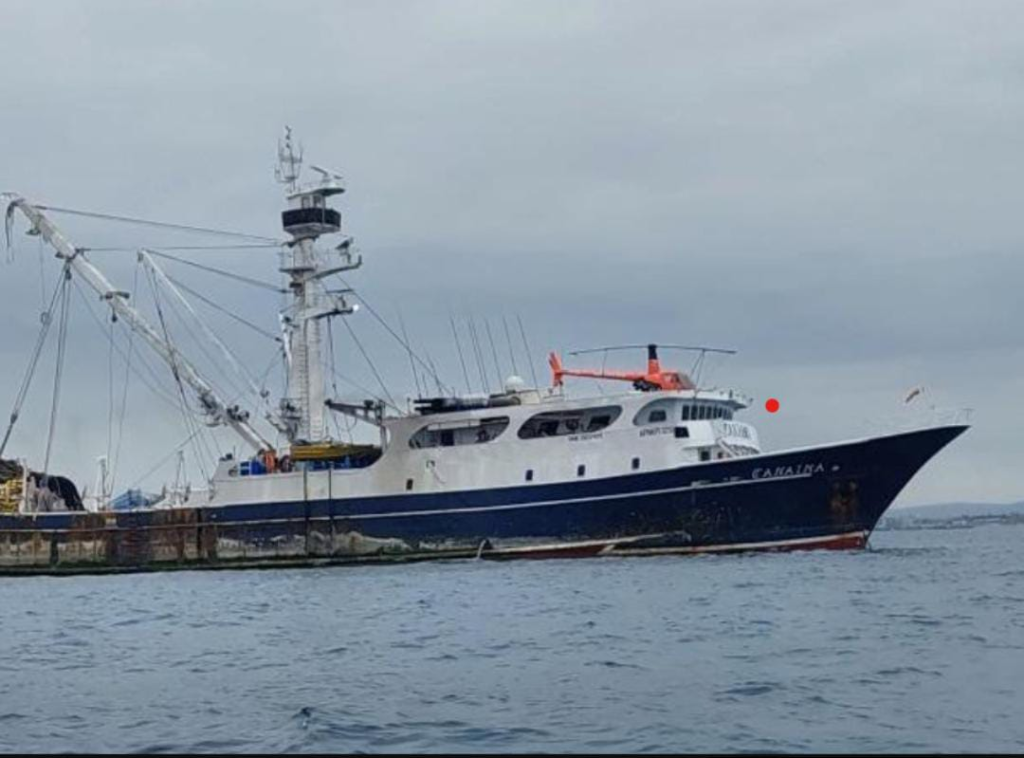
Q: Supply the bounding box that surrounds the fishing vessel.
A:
[0,131,968,574]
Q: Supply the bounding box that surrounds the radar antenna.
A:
[309,164,345,184]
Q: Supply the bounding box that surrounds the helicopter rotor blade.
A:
[568,344,737,356]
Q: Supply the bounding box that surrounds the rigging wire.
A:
[70,277,182,412]
[143,249,284,292]
[143,259,262,405]
[516,314,541,389]
[37,237,46,309]
[467,317,489,393]
[485,318,504,387]
[324,320,360,443]
[106,311,115,493]
[36,205,280,243]
[340,317,398,410]
[110,263,141,495]
[122,425,206,493]
[165,274,280,341]
[0,261,69,458]
[425,352,445,396]
[146,267,211,483]
[449,313,472,395]
[43,267,72,472]
[158,280,251,404]
[502,315,519,376]
[325,319,343,441]
[247,348,283,443]
[323,360,403,415]
[84,243,280,252]
[335,275,452,395]
[397,309,423,399]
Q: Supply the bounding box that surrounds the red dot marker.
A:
[765,398,780,413]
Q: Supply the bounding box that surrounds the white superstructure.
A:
[209,386,759,506]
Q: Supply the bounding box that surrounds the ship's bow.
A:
[844,423,969,535]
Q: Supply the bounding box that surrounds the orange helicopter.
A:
[548,344,736,392]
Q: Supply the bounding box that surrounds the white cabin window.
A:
[634,399,677,426]
[517,406,622,439]
[409,416,510,449]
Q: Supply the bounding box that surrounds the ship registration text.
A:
[752,463,825,479]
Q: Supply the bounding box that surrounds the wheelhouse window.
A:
[633,399,677,426]
[682,403,733,421]
[410,416,510,449]
[518,406,622,439]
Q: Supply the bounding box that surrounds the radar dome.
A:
[504,375,527,393]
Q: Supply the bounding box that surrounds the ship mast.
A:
[275,127,361,444]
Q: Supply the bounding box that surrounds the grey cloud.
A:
[0,0,1021,504]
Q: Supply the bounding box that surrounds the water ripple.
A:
[0,521,1022,752]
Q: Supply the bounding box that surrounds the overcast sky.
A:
[1,0,1022,506]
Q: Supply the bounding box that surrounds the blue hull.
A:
[0,425,967,574]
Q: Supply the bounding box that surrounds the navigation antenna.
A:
[275,126,303,192]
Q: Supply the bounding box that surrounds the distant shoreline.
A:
[879,500,1024,529]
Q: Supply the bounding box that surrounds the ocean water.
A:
[1,514,1022,754]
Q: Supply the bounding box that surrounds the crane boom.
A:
[3,195,272,452]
